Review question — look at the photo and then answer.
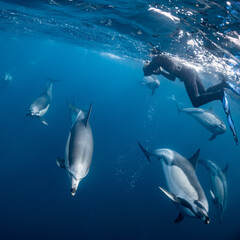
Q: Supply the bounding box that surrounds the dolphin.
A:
[140,76,160,96]
[199,159,228,222]
[175,100,226,141]
[57,103,93,196]
[138,142,210,224]
[25,77,58,125]
[3,72,13,83]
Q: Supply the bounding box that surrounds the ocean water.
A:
[0,0,240,239]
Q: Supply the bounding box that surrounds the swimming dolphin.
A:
[199,159,228,222]
[25,77,58,125]
[56,103,93,196]
[175,100,226,141]
[3,72,12,83]
[140,76,160,95]
[138,142,210,224]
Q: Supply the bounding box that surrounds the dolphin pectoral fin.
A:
[210,190,217,205]
[158,187,179,203]
[151,89,156,96]
[138,142,151,162]
[174,213,184,223]
[188,149,200,169]
[222,164,228,176]
[84,102,93,127]
[194,200,207,211]
[56,157,66,169]
[209,134,217,141]
[39,117,48,125]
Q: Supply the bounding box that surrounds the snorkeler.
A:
[143,52,239,145]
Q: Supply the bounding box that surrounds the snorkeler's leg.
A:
[205,81,226,93]
[196,76,206,94]
[184,78,223,107]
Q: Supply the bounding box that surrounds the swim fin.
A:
[222,91,230,115]
[222,92,239,146]
[226,81,240,96]
[227,114,239,146]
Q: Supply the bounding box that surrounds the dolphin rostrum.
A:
[140,76,160,96]
[138,142,210,224]
[175,99,226,141]
[25,77,59,125]
[57,103,93,196]
[199,159,228,222]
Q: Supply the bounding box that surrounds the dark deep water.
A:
[0,0,240,239]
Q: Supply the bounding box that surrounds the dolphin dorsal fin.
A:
[222,164,229,176]
[188,149,200,169]
[83,102,92,127]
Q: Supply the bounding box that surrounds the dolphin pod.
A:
[56,103,93,196]
[199,159,228,222]
[138,142,210,224]
[25,77,59,125]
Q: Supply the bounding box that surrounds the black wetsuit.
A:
[143,54,225,107]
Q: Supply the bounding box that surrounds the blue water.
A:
[0,0,240,239]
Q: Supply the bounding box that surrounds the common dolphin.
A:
[3,72,12,83]
[175,100,226,141]
[138,142,210,224]
[57,103,93,196]
[25,77,58,125]
[199,159,228,222]
[140,76,160,96]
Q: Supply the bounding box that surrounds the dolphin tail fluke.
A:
[172,95,182,113]
[45,76,61,83]
[138,142,151,162]
[174,213,184,224]
[209,134,217,141]
[56,157,66,169]
[67,102,80,113]
[84,102,92,127]
[38,116,48,125]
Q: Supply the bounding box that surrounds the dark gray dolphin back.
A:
[171,151,207,203]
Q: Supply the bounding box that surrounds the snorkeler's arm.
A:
[157,69,176,81]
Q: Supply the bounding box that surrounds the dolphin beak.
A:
[70,176,81,196]
[71,188,77,196]
[205,216,210,224]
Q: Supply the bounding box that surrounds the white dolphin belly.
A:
[66,125,93,180]
[162,162,197,217]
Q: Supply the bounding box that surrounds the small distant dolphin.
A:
[138,142,210,224]
[174,99,226,140]
[140,76,160,95]
[57,103,93,196]
[25,77,59,125]
[3,72,13,83]
[199,159,228,222]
